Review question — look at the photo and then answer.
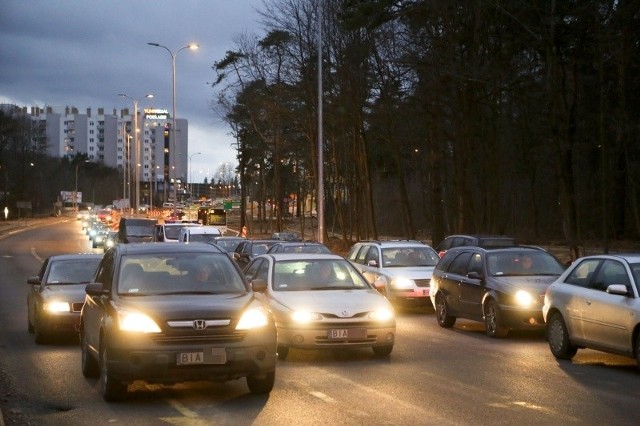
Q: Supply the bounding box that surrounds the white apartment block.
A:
[24,105,189,187]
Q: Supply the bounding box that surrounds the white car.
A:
[347,240,440,306]
[179,226,223,243]
[243,253,396,360]
[543,254,640,366]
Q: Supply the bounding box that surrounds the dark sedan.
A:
[80,242,277,401]
[27,253,103,344]
[430,246,565,337]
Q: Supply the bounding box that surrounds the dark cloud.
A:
[0,0,263,177]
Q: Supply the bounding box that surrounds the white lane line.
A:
[30,247,44,263]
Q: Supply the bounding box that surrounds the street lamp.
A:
[118,93,154,214]
[188,152,202,200]
[147,41,199,203]
[74,160,90,211]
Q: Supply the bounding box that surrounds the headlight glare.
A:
[368,308,394,322]
[291,310,322,323]
[392,277,414,289]
[515,290,534,306]
[44,301,71,312]
[236,308,269,330]
[118,311,161,333]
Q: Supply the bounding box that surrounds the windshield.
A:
[272,259,370,291]
[117,253,247,295]
[487,251,564,276]
[381,247,439,267]
[47,259,100,284]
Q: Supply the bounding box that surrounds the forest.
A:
[211,0,640,257]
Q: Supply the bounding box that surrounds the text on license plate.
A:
[176,347,227,365]
[328,328,367,340]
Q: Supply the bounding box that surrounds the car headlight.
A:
[290,310,322,323]
[44,301,71,313]
[95,235,104,242]
[236,307,270,330]
[118,311,161,333]
[514,290,534,307]
[368,308,394,322]
[391,277,414,289]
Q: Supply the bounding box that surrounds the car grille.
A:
[414,279,430,287]
[72,303,84,313]
[151,319,247,345]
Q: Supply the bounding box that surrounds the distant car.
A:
[267,241,331,254]
[117,217,157,243]
[179,225,223,243]
[80,242,277,401]
[155,220,200,242]
[270,232,301,241]
[103,230,118,252]
[543,254,640,366]
[435,234,517,257]
[26,253,102,344]
[431,246,565,337]
[209,236,246,253]
[243,253,395,360]
[347,240,440,306]
[96,209,114,223]
[232,239,280,269]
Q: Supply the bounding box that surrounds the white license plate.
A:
[327,328,366,340]
[176,347,227,365]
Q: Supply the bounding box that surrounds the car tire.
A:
[484,299,509,338]
[372,344,393,357]
[277,345,289,361]
[547,311,578,360]
[99,344,127,401]
[246,371,275,394]
[435,293,456,328]
[81,328,99,378]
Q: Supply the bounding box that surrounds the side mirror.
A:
[27,276,41,285]
[85,282,108,296]
[606,284,629,296]
[251,278,268,293]
[367,260,378,267]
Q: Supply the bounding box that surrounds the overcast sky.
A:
[0,0,264,182]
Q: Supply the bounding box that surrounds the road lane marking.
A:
[30,247,43,263]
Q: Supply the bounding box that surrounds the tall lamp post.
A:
[147,42,199,203]
[188,152,202,200]
[119,93,154,214]
[74,160,89,211]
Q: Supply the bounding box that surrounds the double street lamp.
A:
[147,42,199,203]
[118,93,154,214]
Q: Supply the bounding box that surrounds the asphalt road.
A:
[1,218,640,425]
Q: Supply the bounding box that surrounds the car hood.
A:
[270,289,392,315]
[116,292,258,320]
[383,266,435,279]
[491,275,559,293]
[44,284,89,302]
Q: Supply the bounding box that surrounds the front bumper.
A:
[278,324,395,350]
[105,330,277,384]
[496,305,546,330]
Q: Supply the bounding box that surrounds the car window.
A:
[244,259,265,281]
[364,246,379,265]
[95,250,115,289]
[352,245,368,264]
[468,253,483,275]
[488,251,564,276]
[447,252,473,275]
[565,259,600,288]
[271,259,369,291]
[592,259,631,292]
[47,259,100,284]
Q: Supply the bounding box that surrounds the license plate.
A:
[423,288,430,296]
[176,347,226,365]
[327,328,367,340]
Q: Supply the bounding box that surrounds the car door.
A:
[440,251,474,315]
[581,259,635,352]
[457,251,485,319]
[355,245,379,284]
[82,250,114,352]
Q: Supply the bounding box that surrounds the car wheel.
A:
[246,371,275,394]
[99,344,127,401]
[372,344,393,357]
[547,312,578,360]
[484,299,509,338]
[435,293,456,328]
[277,345,289,361]
[81,328,99,378]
